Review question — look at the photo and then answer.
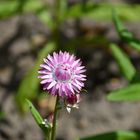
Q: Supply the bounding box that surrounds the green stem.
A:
[45,133,50,140]
[51,96,59,140]
[46,130,51,140]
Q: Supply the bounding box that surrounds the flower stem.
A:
[51,96,59,140]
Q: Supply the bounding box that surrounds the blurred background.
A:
[0,0,140,140]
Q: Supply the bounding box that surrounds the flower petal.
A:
[47,81,57,90]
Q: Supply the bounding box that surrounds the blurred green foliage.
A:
[107,83,140,101]
[16,42,56,113]
[77,130,140,140]
[66,3,140,21]
[112,10,140,52]
[0,111,5,120]
[1,1,140,22]
[107,10,140,101]
[0,0,45,18]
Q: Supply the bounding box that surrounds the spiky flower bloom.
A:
[38,51,86,98]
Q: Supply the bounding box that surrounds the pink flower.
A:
[38,51,86,98]
[65,94,81,113]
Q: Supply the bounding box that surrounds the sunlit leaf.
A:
[107,83,140,101]
[16,42,56,113]
[76,130,140,140]
[110,44,136,81]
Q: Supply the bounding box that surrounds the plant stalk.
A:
[51,96,59,140]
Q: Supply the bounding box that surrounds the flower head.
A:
[38,51,86,98]
[65,94,81,113]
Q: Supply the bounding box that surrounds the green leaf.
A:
[131,73,140,83]
[0,1,18,19]
[110,44,136,81]
[22,0,45,13]
[76,130,140,140]
[65,3,140,21]
[107,83,140,101]
[58,0,68,23]
[129,41,140,52]
[26,99,51,139]
[37,10,54,29]
[0,0,46,19]
[0,112,5,120]
[112,9,125,36]
[112,9,140,52]
[16,42,56,113]
[26,99,43,123]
